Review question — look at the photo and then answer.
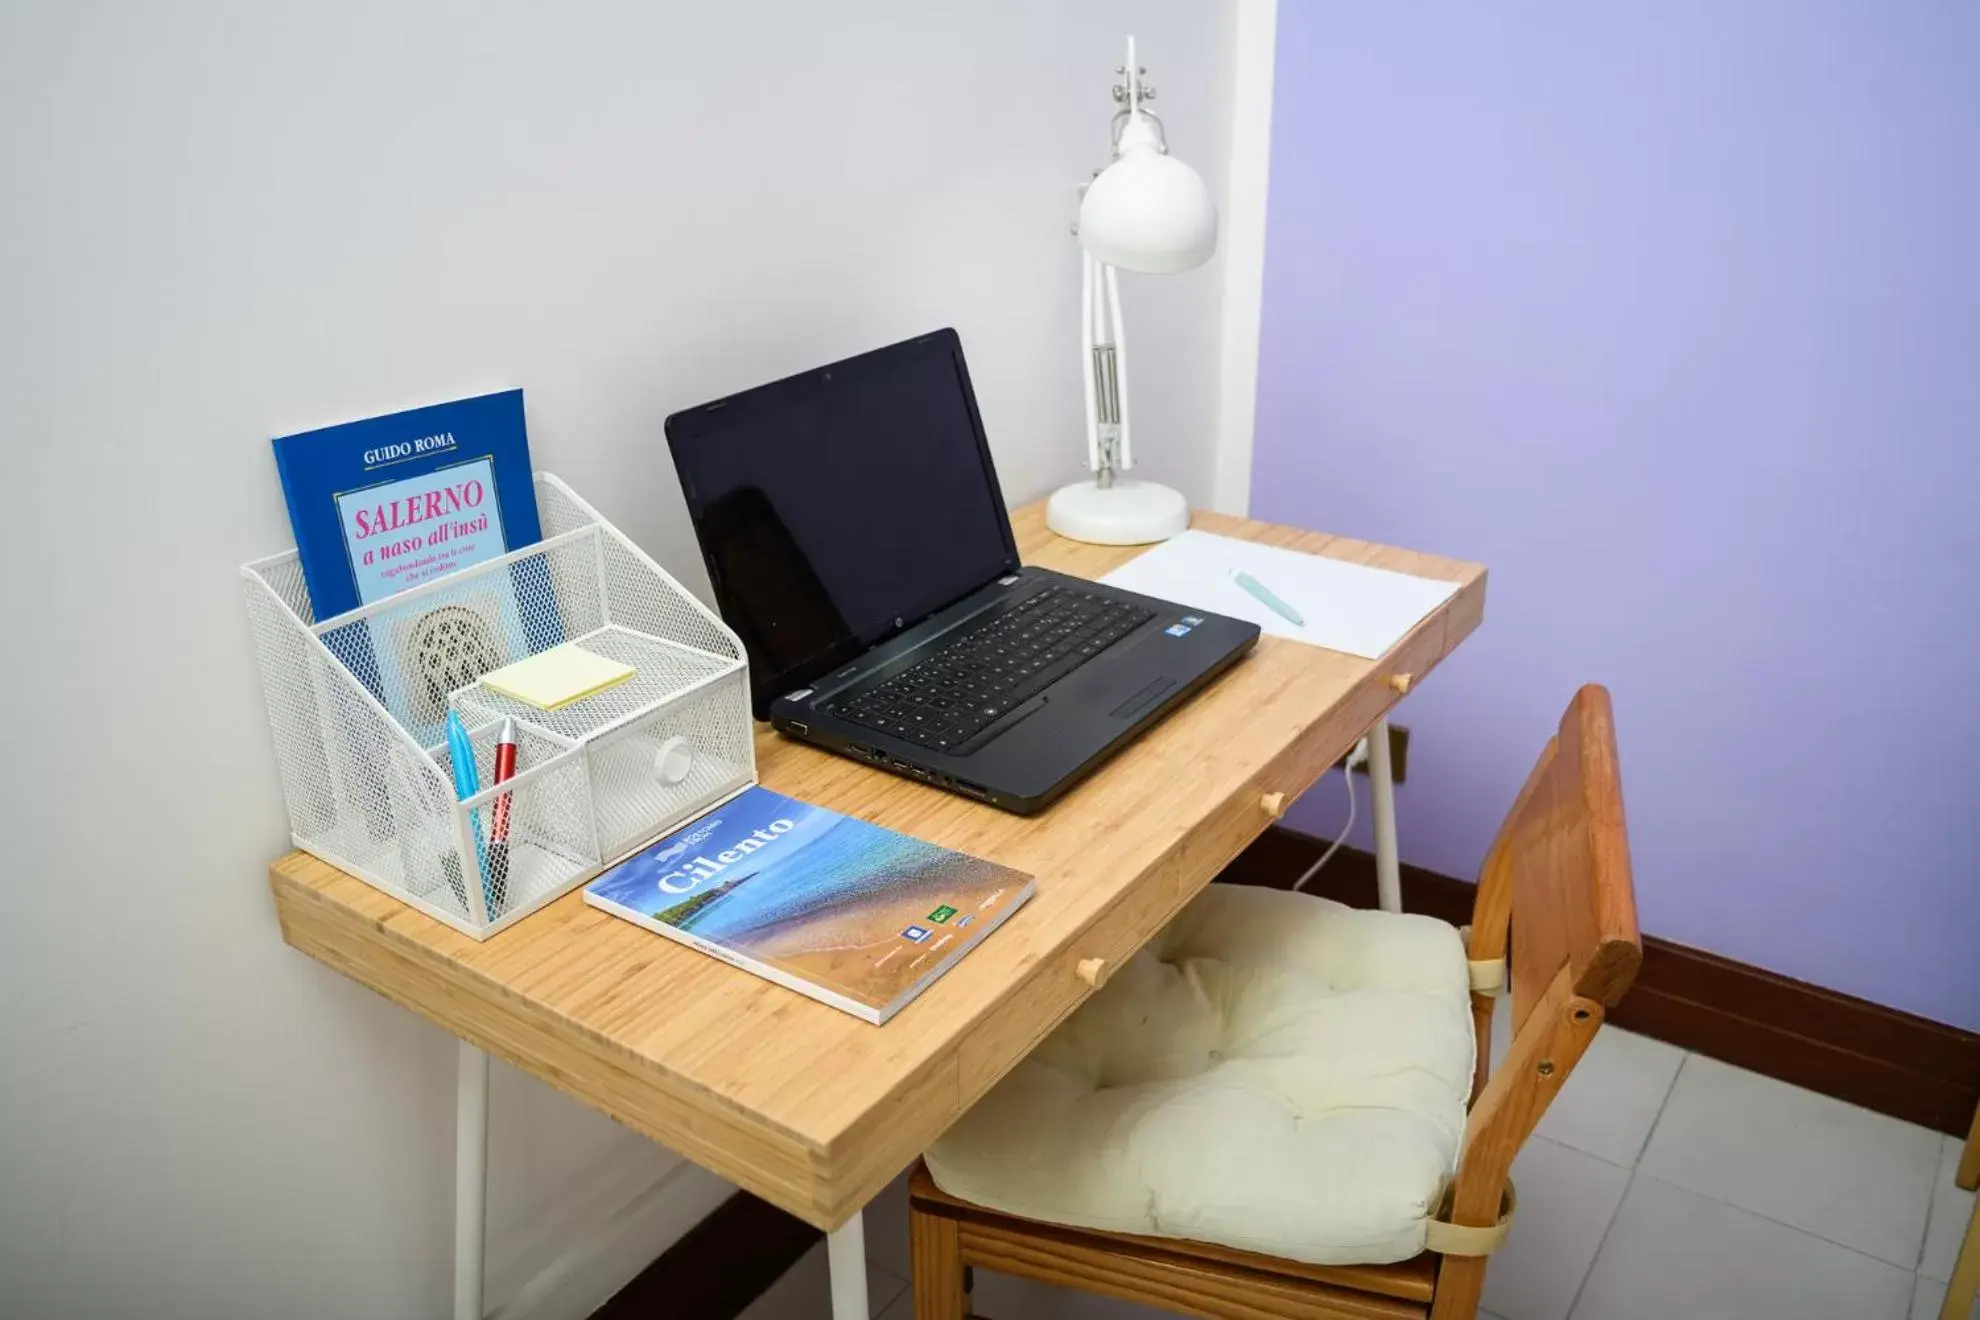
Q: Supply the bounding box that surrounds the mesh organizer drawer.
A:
[242,473,757,940]
[452,626,756,865]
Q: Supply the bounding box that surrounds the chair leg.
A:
[1429,1254,1487,1320]
[1943,1196,1980,1320]
[910,1201,969,1320]
[1957,1101,1980,1192]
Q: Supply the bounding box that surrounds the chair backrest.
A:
[1470,683,1640,1034]
[1447,685,1641,1233]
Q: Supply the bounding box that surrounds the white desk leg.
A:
[827,1211,869,1320]
[1369,716,1402,914]
[455,1041,490,1320]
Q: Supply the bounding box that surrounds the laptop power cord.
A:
[1291,736,1370,894]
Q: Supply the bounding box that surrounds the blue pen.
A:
[445,711,495,921]
[1232,570,1306,627]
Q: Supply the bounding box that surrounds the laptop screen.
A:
[666,329,1020,714]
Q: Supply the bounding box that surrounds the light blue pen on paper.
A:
[444,710,495,921]
[1232,569,1305,627]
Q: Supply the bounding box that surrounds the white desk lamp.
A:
[1047,36,1218,546]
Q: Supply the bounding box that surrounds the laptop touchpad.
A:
[1109,676,1178,721]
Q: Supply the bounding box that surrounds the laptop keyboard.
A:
[829,586,1155,752]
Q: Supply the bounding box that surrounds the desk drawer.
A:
[953,906,1155,1109]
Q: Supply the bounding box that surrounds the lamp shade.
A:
[1078,127,1217,274]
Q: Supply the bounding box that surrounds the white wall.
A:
[0,3,1236,1317]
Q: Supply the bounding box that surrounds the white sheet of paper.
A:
[1099,529,1460,658]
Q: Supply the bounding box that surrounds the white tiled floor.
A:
[1637,1055,1942,1267]
[1572,1175,1915,1319]
[741,1026,1978,1320]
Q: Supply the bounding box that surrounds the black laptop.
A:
[664,328,1259,814]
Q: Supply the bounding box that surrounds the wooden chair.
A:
[909,684,1641,1320]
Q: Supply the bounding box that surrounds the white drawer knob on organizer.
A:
[653,737,696,786]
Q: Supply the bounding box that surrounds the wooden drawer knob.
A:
[1387,672,1414,695]
[1259,791,1287,818]
[1075,958,1108,988]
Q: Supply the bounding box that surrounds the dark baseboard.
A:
[592,1187,818,1320]
[1223,825,1980,1137]
[596,823,1980,1320]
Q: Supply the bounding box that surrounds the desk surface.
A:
[271,504,1486,1229]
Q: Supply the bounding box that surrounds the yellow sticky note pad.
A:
[480,644,636,710]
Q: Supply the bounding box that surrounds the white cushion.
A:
[925,884,1475,1265]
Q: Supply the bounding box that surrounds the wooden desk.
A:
[271,506,1485,1318]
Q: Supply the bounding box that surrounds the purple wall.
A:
[1253,3,1980,1030]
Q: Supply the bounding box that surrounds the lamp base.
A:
[1045,478,1189,546]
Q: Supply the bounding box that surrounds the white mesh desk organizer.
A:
[242,474,755,938]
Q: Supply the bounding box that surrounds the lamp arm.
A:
[1080,249,1101,473]
[1085,256,1126,486]
[1105,262,1131,472]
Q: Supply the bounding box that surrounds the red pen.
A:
[488,717,519,892]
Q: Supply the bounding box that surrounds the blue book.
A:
[272,389,543,620]
[274,390,563,802]
[584,786,1035,1023]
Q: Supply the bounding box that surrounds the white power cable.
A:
[1293,740,1366,893]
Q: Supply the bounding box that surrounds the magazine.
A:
[584,786,1034,1023]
